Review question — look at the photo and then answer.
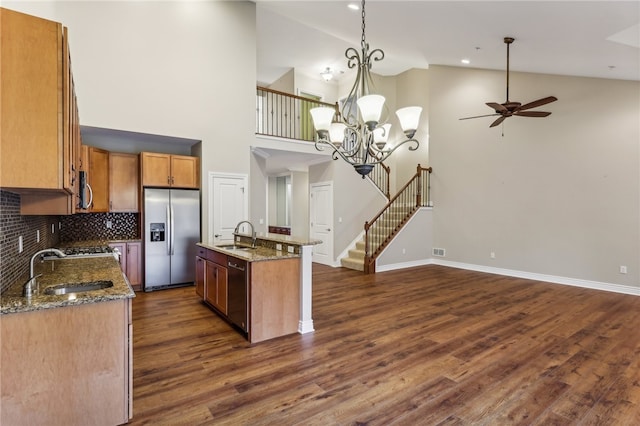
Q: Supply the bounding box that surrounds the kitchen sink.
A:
[43,280,113,295]
[217,245,256,251]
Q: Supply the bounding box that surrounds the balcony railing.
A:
[256,86,337,142]
[256,86,390,199]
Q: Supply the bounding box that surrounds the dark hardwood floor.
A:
[130,264,640,425]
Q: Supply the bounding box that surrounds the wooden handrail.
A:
[363,165,432,274]
[257,86,337,109]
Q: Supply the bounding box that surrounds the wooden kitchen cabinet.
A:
[141,152,199,189]
[206,260,228,315]
[89,147,110,212]
[109,152,139,212]
[196,247,228,315]
[1,299,132,425]
[110,241,143,291]
[0,8,81,214]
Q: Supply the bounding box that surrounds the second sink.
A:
[43,280,114,295]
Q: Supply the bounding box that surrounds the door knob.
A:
[214,234,221,238]
[326,228,331,232]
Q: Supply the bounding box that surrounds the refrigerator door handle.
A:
[166,204,171,255]
[170,204,175,255]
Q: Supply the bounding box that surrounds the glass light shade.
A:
[310,107,335,132]
[396,106,422,137]
[329,122,346,145]
[373,123,391,143]
[357,94,385,127]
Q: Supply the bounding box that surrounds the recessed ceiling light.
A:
[461,59,471,65]
[348,4,359,11]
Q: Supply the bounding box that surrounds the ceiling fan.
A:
[460,37,557,128]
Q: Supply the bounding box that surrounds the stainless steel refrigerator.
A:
[144,188,200,291]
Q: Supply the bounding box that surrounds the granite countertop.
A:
[198,233,321,262]
[197,242,301,262]
[1,256,135,315]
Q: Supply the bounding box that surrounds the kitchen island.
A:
[1,255,134,426]
[197,233,320,344]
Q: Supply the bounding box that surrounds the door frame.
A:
[208,172,248,243]
[309,181,334,266]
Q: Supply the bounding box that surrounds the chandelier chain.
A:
[361,0,366,50]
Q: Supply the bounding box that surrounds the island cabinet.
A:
[195,245,300,344]
[1,8,82,215]
[141,152,199,189]
[1,299,133,425]
[196,247,228,315]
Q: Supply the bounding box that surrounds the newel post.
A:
[415,164,422,207]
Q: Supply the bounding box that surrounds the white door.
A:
[210,173,248,243]
[310,182,333,265]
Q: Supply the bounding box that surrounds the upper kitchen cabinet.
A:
[109,152,139,212]
[0,8,82,214]
[78,148,139,213]
[141,152,199,189]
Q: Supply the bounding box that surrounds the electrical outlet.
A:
[106,220,113,229]
[490,252,496,259]
[287,245,294,253]
[276,243,282,251]
[620,265,627,274]
[402,248,406,254]
[259,218,264,224]
[51,224,55,233]
[58,221,62,230]
[36,230,40,243]
[18,236,23,253]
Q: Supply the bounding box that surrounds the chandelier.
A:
[310,0,422,178]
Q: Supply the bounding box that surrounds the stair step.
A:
[348,248,365,260]
[341,256,364,272]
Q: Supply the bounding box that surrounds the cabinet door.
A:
[141,152,171,187]
[204,261,218,307]
[109,153,139,212]
[125,242,142,288]
[109,243,127,274]
[195,256,205,299]
[171,155,199,189]
[89,147,109,212]
[216,265,228,315]
[0,9,63,190]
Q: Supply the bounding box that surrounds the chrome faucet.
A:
[23,248,67,297]
[233,220,256,248]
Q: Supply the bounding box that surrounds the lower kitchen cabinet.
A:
[1,299,132,425]
[195,245,300,344]
[206,259,228,315]
[110,241,142,291]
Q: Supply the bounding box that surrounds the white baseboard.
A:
[376,258,640,296]
[298,320,315,334]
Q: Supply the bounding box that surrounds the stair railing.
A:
[363,165,432,274]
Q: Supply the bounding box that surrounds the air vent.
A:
[432,248,446,257]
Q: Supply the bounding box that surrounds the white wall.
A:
[6,1,257,241]
[429,65,639,288]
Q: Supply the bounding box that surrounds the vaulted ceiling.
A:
[256,1,639,85]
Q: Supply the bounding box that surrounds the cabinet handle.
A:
[167,176,171,184]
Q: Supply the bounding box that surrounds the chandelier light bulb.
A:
[329,122,347,146]
[310,107,335,134]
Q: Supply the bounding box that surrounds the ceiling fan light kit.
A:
[460,36,558,128]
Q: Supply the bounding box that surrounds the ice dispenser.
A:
[150,223,165,242]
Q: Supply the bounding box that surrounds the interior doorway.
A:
[209,172,248,243]
[309,181,333,266]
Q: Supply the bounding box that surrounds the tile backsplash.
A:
[0,190,60,292]
[59,212,139,242]
[0,190,140,292]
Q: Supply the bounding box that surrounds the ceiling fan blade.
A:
[459,113,501,121]
[486,102,508,113]
[518,96,558,111]
[490,116,507,128]
[515,111,551,117]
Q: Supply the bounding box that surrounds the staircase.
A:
[341,165,432,274]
